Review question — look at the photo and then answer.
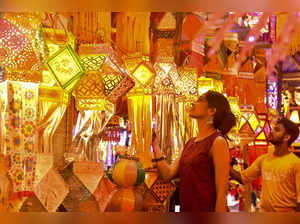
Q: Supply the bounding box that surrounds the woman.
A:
[152,91,236,212]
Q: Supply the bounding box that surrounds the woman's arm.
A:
[152,135,181,181]
[210,136,230,212]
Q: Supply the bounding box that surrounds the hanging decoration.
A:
[276,12,300,55]
[267,13,300,75]
[125,54,155,169]
[0,18,40,70]
[72,12,111,45]
[70,71,114,162]
[116,12,151,55]
[0,81,39,198]
[227,97,241,147]
[45,44,85,93]
[153,59,183,162]
[38,86,69,153]
[239,105,260,143]
[254,113,271,146]
[176,66,199,144]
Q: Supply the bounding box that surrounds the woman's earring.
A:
[207,116,213,125]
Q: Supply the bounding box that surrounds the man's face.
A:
[268,122,289,146]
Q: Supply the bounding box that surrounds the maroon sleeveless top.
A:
[179,132,221,212]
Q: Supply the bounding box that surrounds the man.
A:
[230,117,300,212]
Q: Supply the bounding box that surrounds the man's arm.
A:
[230,154,266,185]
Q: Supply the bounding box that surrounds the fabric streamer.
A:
[0,81,39,199]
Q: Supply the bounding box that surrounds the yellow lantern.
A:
[153,59,183,162]
[124,54,155,168]
[239,105,259,144]
[78,44,135,104]
[227,97,241,147]
[175,66,199,144]
[45,44,85,93]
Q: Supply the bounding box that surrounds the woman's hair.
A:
[205,90,236,136]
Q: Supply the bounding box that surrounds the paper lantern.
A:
[153,60,183,162]
[112,156,145,187]
[227,97,242,147]
[153,60,179,95]
[46,44,85,93]
[106,188,143,212]
[239,105,259,142]
[78,44,135,104]
[124,55,155,168]
[176,66,198,99]
[73,70,105,111]
[78,44,110,71]
[125,55,155,93]
[175,66,199,144]
[254,113,270,146]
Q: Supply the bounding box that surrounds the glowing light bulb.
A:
[248,36,255,42]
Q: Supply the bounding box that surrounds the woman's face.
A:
[189,94,215,119]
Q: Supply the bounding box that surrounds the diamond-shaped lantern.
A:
[124,54,155,94]
[124,54,155,168]
[153,60,179,95]
[78,44,110,71]
[254,113,270,146]
[239,105,260,142]
[73,71,106,111]
[176,66,198,99]
[45,45,85,93]
[78,44,135,104]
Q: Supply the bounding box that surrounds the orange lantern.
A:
[106,188,143,212]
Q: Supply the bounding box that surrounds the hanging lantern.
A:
[71,70,114,162]
[111,155,145,188]
[254,113,271,146]
[175,66,199,144]
[153,59,183,162]
[45,44,85,93]
[0,17,40,70]
[227,97,242,147]
[239,105,259,143]
[124,54,155,169]
[78,44,110,71]
[78,43,135,104]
